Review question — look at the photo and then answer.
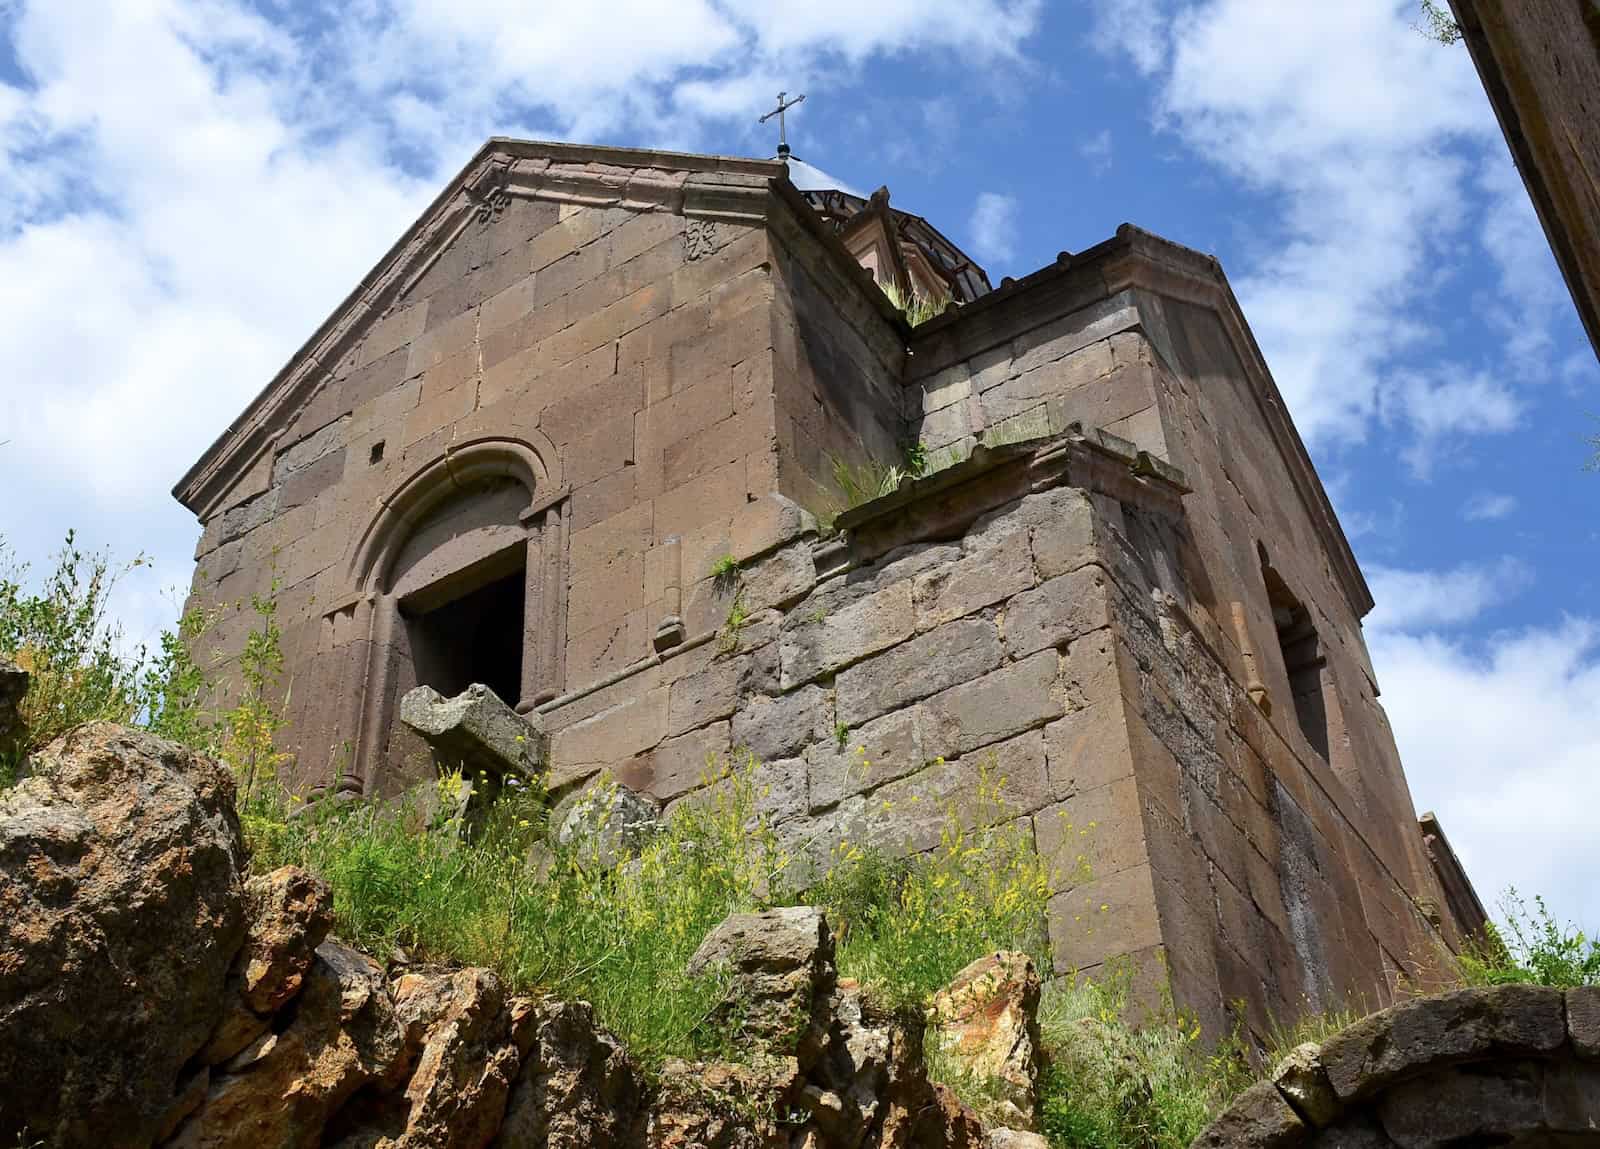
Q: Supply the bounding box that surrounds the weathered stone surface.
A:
[780,581,916,688]
[738,543,818,613]
[170,941,402,1149]
[921,650,1063,760]
[400,683,546,780]
[496,999,644,1148]
[666,644,779,736]
[200,865,335,1065]
[1306,1113,1396,1149]
[1001,565,1112,658]
[806,705,927,810]
[1271,1043,1340,1126]
[378,968,526,1149]
[1191,1081,1307,1149]
[237,865,335,1014]
[551,773,663,867]
[987,1131,1049,1149]
[687,906,834,1053]
[0,656,26,760]
[1318,985,1566,1102]
[1569,986,1600,1058]
[911,531,1036,631]
[732,684,832,763]
[0,723,247,1149]
[834,618,1004,728]
[1374,1062,1545,1149]
[929,952,1042,1128]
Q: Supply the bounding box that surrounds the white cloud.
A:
[1461,492,1518,521]
[1080,128,1113,176]
[1365,557,1530,633]
[1090,0,1529,468]
[0,0,1043,644]
[968,191,1020,265]
[1090,0,1170,76]
[1381,367,1523,476]
[1361,559,1600,928]
[1372,621,1600,931]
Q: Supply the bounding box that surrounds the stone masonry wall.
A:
[898,252,1463,1040]
[185,188,786,789]
[537,430,1187,1004]
[175,155,1470,1044]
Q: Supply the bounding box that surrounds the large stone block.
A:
[805,705,927,811]
[1003,565,1113,659]
[666,645,779,737]
[922,649,1064,760]
[911,529,1036,631]
[399,684,545,781]
[615,720,732,801]
[1191,1081,1306,1149]
[549,688,669,788]
[1047,862,1162,973]
[1036,776,1145,888]
[731,685,832,763]
[835,617,1004,728]
[1318,985,1567,1102]
[780,580,916,689]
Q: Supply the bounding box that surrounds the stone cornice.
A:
[904,225,1375,621]
[173,140,782,520]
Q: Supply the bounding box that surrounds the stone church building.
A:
[174,139,1482,1039]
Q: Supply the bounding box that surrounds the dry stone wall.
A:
[1196,985,1600,1149]
[0,719,1009,1149]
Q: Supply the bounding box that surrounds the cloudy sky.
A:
[1,1,1596,930]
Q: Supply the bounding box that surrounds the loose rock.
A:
[928,951,1042,1129]
[400,683,545,781]
[0,723,247,1149]
[551,773,662,868]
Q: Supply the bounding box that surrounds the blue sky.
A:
[1,0,1596,931]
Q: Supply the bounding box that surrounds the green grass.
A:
[1035,971,1250,1149]
[8,528,1598,1139]
[1458,888,1600,988]
[247,753,1064,1070]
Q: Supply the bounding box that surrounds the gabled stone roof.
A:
[172,139,785,518]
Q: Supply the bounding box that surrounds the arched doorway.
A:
[327,436,568,795]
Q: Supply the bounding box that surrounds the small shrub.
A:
[881,281,949,327]
[0,533,158,754]
[1459,888,1600,988]
[1036,968,1253,1149]
[813,761,1059,1009]
[718,592,750,654]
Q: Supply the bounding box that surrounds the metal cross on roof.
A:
[759,91,805,163]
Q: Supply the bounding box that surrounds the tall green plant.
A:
[1459,889,1600,987]
[0,533,156,754]
[809,760,1060,1008]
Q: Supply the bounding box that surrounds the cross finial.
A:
[758,91,805,163]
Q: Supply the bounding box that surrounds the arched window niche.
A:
[328,436,568,796]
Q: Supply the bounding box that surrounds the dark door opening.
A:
[403,564,526,711]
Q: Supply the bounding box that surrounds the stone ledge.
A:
[1197,985,1591,1149]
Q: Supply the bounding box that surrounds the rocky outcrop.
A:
[0,714,1018,1149]
[928,952,1042,1130]
[1193,984,1600,1149]
[0,723,248,1148]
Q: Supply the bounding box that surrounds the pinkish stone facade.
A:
[176,139,1480,1042]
